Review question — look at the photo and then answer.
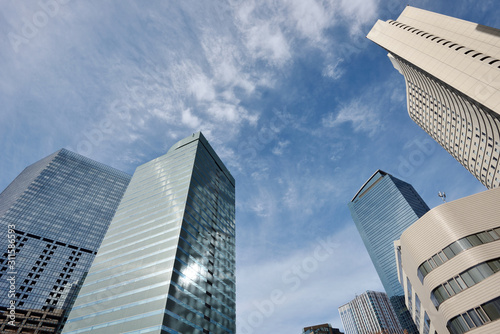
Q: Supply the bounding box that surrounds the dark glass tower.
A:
[348,170,430,334]
[63,132,236,334]
[0,149,131,333]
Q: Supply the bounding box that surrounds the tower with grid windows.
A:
[63,132,236,334]
[339,291,404,334]
[368,6,500,189]
[0,149,131,332]
[348,170,430,334]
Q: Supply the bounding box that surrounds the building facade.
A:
[348,170,430,334]
[338,291,404,334]
[0,149,131,333]
[395,187,500,334]
[63,132,236,334]
[303,323,344,334]
[367,6,500,189]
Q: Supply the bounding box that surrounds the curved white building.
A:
[395,187,500,334]
[368,6,500,189]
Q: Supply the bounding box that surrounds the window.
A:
[407,277,413,314]
[466,235,482,246]
[415,294,421,326]
[423,312,431,334]
[418,227,500,281]
[432,254,443,266]
[431,258,500,307]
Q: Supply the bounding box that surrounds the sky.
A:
[1,0,499,332]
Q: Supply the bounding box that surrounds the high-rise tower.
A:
[63,132,236,334]
[0,149,131,332]
[339,291,404,334]
[348,170,430,334]
[303,323,344,334]
[368,6,500,189]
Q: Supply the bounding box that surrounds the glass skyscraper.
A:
[0,148,131,333]
[63,132,236,334]
[348,170,430,334]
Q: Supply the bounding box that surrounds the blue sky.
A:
[1,0,499,332]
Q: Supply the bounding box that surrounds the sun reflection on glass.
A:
[182,263,201,283]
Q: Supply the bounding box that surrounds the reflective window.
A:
[418,227,500,282]
[0,149,131,331]
[448,296,500,334]
[431,258,500,307]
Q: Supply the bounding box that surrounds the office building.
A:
[338,291,404,334]
[0,149,131,333]
[395,187,500,334]
[303,323,344,334]
[63,132,236,333]
[367,6,500,189]
[348,170,430,333]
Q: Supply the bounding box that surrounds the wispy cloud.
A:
[322,58,345,79]
[323,99,382,136]
[287,0,334,42]
[245,22,292,65]
[181,108,201,129]
[232,0,339,67]
[321,72,405,137]
[338,0,379,35]
[1,2,490,334]
[272,140,290,156]
[237,224,383,333]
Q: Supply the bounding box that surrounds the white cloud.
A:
[322,58,345,79]
[206,102,239,122]
[323,99,382,136]
[188,74,216,102]
[338,0,379,35]
[251,168,270,180]
[272,140,290,156]
[246,22,291,65]
[248,189,276,217]
[237,224,383,333]
[200,32,256,94]
[231,0,338,66]
[181,108,201,129]
[288,0,333,41]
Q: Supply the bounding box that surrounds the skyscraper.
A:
[0,149,131,333]
[367,6,500,189]
[338,291,404,334]
[348,170,430,334]
[63,132,236,333]
[303,323,344,334]
[395,187,500,334]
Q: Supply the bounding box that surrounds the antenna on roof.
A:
[438,191,446,203]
